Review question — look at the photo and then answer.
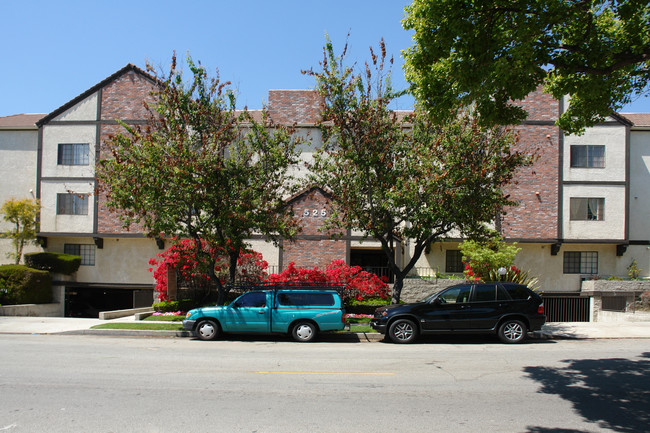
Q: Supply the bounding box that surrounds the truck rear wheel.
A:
[291,321,317,342]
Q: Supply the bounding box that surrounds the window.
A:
[472,284,497,302]
[234,292,267,308]
[58,143,89,165]
[563,251,598,274]
[445,250,464,273]
[570,198,604,221]
[439,285,472,304]
[64,244,95,266]
[57,194,88,215]
[570,145,605,168]
[277,292,335,307]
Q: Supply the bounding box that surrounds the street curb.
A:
[53,329,385,341]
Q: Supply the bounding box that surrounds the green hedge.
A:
[24,252,81,275]
[153,299,198,313]
[0,265,52,305]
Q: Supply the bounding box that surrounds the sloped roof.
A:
[0,113,45,129]
[620,113,650,128]
[37,63,158,127]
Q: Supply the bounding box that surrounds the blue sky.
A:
[1,0,648,117]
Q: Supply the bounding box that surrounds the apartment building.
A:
[1,63,647,316]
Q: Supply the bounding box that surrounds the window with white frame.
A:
[64,244,95,266]
[57,194,88,215]
[563,251,598,274]
[570,198,604,221]
[570,145,605,168]
[57,143,90,166]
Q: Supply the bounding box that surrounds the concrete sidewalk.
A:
[1,315,650,339]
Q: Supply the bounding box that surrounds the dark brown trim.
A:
[624,123,630,242]
[94,88,102,235]
[36,126,43,200]
[562,180,626,186]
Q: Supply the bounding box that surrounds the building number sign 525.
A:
[304,209,327,217]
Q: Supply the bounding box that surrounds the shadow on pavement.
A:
[524,352,650,433]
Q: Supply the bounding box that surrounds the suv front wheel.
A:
[498,319,526,344]
[388,319,418,344]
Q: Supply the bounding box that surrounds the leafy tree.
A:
[1,198,40,264]
[460,233,539,288]
[304,38,531,303]
[98,54,301,305]
[403,0,650,134]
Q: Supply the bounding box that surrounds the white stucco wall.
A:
[562,184,625,240]
[629,130,650,241]
[40,180,95,233]
[41,124,96,179]
[563,124,627,182]
[0,130,38,230]
[47,236,159,285]
[53,93,98,122]
[0,128,42,263]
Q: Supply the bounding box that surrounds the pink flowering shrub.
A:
[148,239,268,301]
[265,260,389,301]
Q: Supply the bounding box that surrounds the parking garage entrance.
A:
[64,285,153,318]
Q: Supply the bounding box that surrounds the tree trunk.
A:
[391,273,405,304]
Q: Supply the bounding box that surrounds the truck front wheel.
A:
[195,319,220,341]
[291,321,317,342]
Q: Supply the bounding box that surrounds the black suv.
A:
[371,282,545,344]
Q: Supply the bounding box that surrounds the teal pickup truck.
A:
[183,286,346,342]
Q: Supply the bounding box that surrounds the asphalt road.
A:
[1,335,649,433]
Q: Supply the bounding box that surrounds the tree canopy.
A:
[1,198,40,264]
[403,0,650,134]
[98,54,301,304]
[304,38,532,303]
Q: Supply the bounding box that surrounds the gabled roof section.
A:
[609,111,634,127]
[283,186,333,207]
[36,63,159,127]
[620,113,650,128]
[0,113,45,129]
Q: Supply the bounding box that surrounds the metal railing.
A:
[542,295,590,322]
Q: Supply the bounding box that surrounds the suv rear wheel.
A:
[388,319,418,344]
[498,319,526,344]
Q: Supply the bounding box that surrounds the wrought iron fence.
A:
[542,295,590,322]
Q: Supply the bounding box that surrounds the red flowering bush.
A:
[265,260,389,302]
[148,239,268,301]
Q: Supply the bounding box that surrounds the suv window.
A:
[472,284,497,302]
[439,285,472,304]
[235,292,267,307]
[504,285,531,300]
[278,292,335,306]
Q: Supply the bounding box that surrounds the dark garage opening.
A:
[65,287,153,318]
[350,248,393,282]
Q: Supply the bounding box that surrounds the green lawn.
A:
[91,323,184,331]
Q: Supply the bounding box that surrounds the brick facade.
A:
[268,90,322,124]
[282,188,346,268]
[97,70,156,235]
[501,88,560,241]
